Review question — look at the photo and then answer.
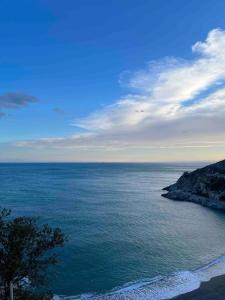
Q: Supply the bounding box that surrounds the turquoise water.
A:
[1,163,225,299]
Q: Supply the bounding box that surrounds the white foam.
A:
[55,254,225,300]
[195,254,225,282]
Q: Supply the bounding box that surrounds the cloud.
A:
[0,112,6,118]
[0,92,38,117]
[16,28,225,150]
[52,107,67,115]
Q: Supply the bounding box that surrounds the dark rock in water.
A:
[162,159,225,210]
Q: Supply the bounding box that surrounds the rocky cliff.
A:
[162,159,225,210]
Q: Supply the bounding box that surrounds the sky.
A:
[1,0,225,162]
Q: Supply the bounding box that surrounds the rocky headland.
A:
[162,159,225,210]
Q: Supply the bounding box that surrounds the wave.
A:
[54,254,225,300]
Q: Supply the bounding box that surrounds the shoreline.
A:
[55,253,225,299]
[174,274,225,300]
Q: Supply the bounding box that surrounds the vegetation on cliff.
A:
[162,159,225,209]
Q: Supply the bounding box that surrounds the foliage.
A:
[0,209,65,299]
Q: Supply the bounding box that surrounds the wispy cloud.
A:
[52,107,67,115]
[0,112,6,118]
[16,28,225,150]
[0,92,38,117]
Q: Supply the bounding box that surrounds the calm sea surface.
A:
[1,163,225,298]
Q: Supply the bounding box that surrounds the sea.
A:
[1,162,225,299]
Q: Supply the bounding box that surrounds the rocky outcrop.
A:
[162,159,225,210]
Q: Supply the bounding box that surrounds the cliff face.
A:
[162,160,225,210]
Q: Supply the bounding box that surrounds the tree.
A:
[0,209,65,300]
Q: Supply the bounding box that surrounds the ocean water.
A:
[1,162,225,299]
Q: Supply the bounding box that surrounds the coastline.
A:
[55,273,225,300]
[55,254,225,299]
[174,274,225,300]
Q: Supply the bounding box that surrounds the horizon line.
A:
[0,160,216,164]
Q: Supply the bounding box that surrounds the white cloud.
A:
[16,28,225,151]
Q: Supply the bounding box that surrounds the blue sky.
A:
[1,0,225,162]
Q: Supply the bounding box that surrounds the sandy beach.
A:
[174,274,225,300]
